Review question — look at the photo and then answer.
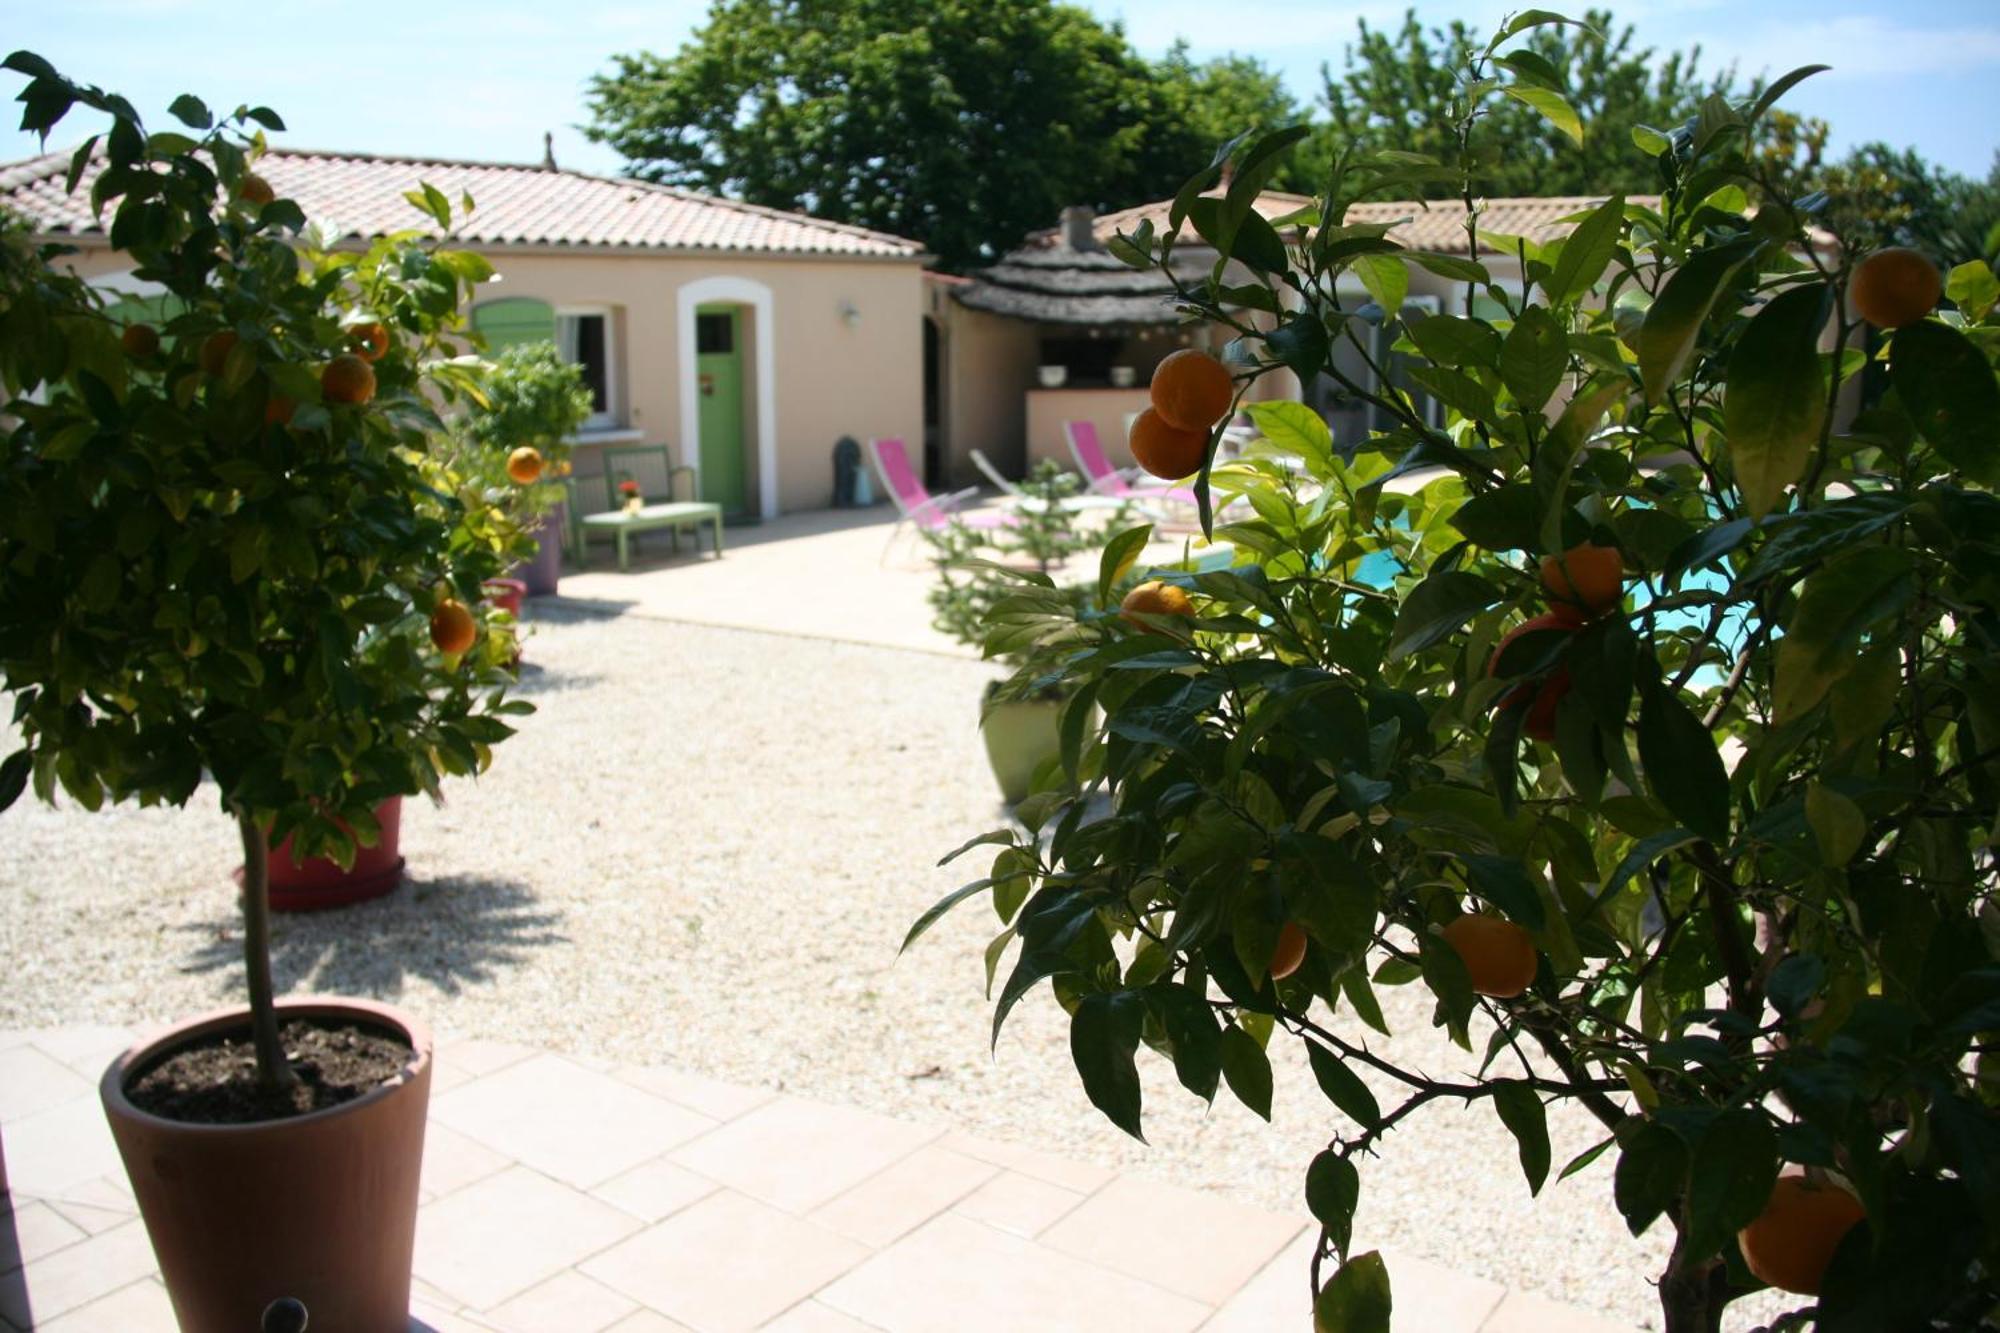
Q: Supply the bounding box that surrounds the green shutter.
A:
[102,293,186,326]
[471,297,555,352]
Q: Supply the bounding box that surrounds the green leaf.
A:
[1493,1082,1552,1195]
[1631,125,1671,157]
[1750,64,1831,122]
[1096,523,1153,611]
[0,749,31,813]
[1220,1023,1273,1120]
[901,878,994,953]
[1450,484,1541,551]
[166,93,211,129]
[1499,307,1567,411]
[1724,283,1831,519]
[1385,571,1501,661]
[1306,1151,1360,1255]
[1070,991,1146,1141]
[1542,195,1624,303]
[1805,782,1867,867]
[1151,983,1222,1103]
[1636,237,1760,404]
[1502,84,1582,146]
[1945,259,2000,322]
[1420,932,1477,1049]
[1306,1040,1382,1128]
[1407,251,1489,282]
[1772,547,1917,724]
[1890,319,2000,484]
[1407,314,1500,369]
[1687,1109,1778,1257]
[1462,854,1546,929]
[1313,1250,1392,1333]
[1613,1122,1686,1236]
[1352,253,1408,316]
[1558,1135,1617,1182]
[1245,399,1335,469]
[1637,681,1730,842]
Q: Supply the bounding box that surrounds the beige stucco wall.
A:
[932,296,1038,487]
[55,243,926,517]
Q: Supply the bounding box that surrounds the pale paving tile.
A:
[41,1177,137,1236]
[415,1166,640,1311]
[760,1300,884,1331]
[0,1217,155,1326]
[0,1199,87,1271]
[435,1036,538,1078]
[0,1047,92,1122]
[935,1130,1114,1194]
[668,1096,940,1215]
[1038,1174,1307,1305]
[949,1169,1086,1238]
[1202,1232,1503,1333]
[412,1297,503,1331]
[615,1064,778,1122]
[606,1311,699,1332]
[0,1029,34,1052]
[35,1277,176,1332]
[590,1155,719,1224]
[1480,1287,1643,1333]
[817,1212,1210,1333]
[482,1270,637,1333]
[807,1146,996,1248]
[431,1055,717,1189]
[0,1096,124,1197]
[28,1025,135,1078]
[420,1123,513,1203]
[581,1189,869,1333]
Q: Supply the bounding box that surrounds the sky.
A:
[3,0,1995,183]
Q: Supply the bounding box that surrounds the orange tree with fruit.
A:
[909,17,1999,1333]
[456,339,593,521]
[0,55,533,1090]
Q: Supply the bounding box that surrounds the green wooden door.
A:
[695,304,748,515]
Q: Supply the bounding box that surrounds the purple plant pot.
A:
[513,504,566,597]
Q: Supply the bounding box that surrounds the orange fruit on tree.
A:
[429,599,477,656]
[199,330,239,377]
[120,323,159,359]
[1736,1174,1865,1295]
[1441,915,1538,998]
[1539,543,1624,618]
[263,394,296,427]
[1269,922,1308,981]
[1120,579,1193,628]
[1850,247,1941,330]
[1519,669,1571,743]
[321,354,376,406]
[1128,407,1208,480]
[506,446,545,485]
[1149,348,1234,431]
[346,319,391,362]
[237,173,275,208]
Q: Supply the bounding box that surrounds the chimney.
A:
[542,132,557,171]
[1060,205,1099,252]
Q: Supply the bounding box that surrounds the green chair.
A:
[575,445,724,571]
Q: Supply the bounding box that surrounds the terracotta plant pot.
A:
[259,797,405,913]
[980,695,1065,805]
[482,577,527,618]
[101,996,432,1333]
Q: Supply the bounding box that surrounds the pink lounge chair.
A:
[1064,420,1202,510]
[868,437,1015,556]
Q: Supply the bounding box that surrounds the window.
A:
[556,309,616,430]
[695,311,734,355]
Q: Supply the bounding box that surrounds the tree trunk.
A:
[1659,1225,1730,1333]
[235,806,297,1093]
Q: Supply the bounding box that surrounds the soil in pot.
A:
[127,1019,413,1124]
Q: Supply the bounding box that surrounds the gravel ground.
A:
[0,604,1790,1331]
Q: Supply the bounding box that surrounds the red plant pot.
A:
[482,577,528,617]
[101,996,431,1333]
[252,797,405,913]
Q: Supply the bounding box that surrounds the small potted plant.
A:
[924,462,1117,802]
[0,57,530,1331]
[618,474,645,513]
[461,340,592,596]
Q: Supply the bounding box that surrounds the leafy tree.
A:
[1303,7,1744,198]
[1761,113,2000,267]
[1148,44,1311,194]
[915,18,2000,1333]
[585,0,1196,271]
[457,340,592,520]
[0,55,530,1090]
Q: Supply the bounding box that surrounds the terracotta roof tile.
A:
[0,145,924,260]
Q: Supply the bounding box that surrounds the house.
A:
[0,146,929,519]
[932,192,1666,485]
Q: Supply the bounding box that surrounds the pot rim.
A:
[100,994,432,1137]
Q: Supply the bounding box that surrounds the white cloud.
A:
[1673,14,2000,80]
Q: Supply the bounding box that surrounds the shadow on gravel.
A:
[177,874,565,999]
[509,659,606,696]
[530,595,638,623]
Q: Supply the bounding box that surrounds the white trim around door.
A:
[676,275,779,520]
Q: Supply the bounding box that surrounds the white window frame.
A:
[556,305,619,432]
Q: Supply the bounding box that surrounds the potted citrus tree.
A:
[0,55,531,1331]
[460,339,592,598]
[923,461,1114,803]
[911,21,1999,1333]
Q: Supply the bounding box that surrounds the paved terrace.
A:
[1,1024,1636,1333]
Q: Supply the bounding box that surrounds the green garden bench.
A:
[572,445,724,572]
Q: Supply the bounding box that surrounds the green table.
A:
[579,501,724,571]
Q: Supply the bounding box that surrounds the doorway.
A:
[695,303,749,517]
